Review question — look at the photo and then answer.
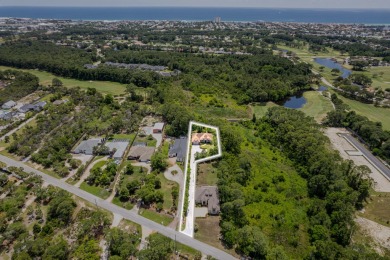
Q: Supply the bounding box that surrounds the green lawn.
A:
[251,102,278,118]
[80,182,110,199]
[92,160,107,170]
[134,135,157,147]
[0,65,127,95]
[197,163,218,186]
[139,208,173,226]
[112,196,134,210]
[157,173,178,210]
[112,133,137,141]
[149,233,201,257]
[299,91,334,122]
[333,91,390,131]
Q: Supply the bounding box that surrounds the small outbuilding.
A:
[152,122,164,133]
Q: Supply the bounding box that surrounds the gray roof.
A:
[153,122,164,131]
[74,138,102,155]
[169,137,188,162]
[128,146,155,162]
[19,102,46,113]
[2,100,16,109]
[195,186,220,215]
[0,111,17,120]
[19,104,35,113]
[106,140,129,159]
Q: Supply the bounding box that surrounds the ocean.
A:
[0,7,390,24]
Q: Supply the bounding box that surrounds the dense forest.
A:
[214,107,376,258]
[0,40,314,103]
[0,70,39,105]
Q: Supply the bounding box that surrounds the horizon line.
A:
[2,6,390,10]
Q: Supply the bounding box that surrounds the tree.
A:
[73,239,101,260]
[47,191,76,225]
[4,135,10,143]
[32,223,41,235]
[106,228,138,259]
[124,164,134,175]
[151,152,168,172]
[119,186,130,201]
[52,78,63,87]
[43,238,69,260]
[236,225,268,258]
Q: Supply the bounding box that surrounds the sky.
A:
[0,0,390,9]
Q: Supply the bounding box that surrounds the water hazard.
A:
[314,58,352,79]
[278,92,307,109]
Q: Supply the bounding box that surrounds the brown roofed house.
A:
[191,133,213,145]
[195,186,220,215]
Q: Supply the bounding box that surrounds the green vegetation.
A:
[0,65,127,95]
[358,191,390,228]
[0,69,39,105]
[139,209,173,226]
[80,182,110,199]
[325,93,390,164]
[298,91,334,122]
[138,233,200,259]
[334,93,390,130]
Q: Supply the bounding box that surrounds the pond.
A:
[318,85,328,91]
[314,58,352,79]
[277,92,307,109]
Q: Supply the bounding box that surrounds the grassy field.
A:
[139,208,173,226]
[148,233,201,258]
[111,133,137,141]
[80,182,110,199]
[251,102,278,118]
[195,216,238,257]
[197,162,218,186]
[358,191,390,228]
[112,196,134,210]
[334,92,390,131]
[157,173,178,209]
[299,91,334,122]
[0,65,127,95]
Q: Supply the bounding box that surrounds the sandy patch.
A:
[356,216,390,250]
[324,128,390,192]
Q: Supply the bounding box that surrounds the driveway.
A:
[164,164,184,229]
[75,157,107,188]
[182,145,202,237]
[141,126,162,149]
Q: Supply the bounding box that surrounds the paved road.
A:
[340,133,390,180]
[0,154,236,260]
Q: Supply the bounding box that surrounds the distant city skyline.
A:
[1,0,390,9]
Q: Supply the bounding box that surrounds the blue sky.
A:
[1,0,389,9]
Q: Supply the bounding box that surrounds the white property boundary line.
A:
[179,121,222,237]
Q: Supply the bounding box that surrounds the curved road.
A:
[0,154,236,260]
